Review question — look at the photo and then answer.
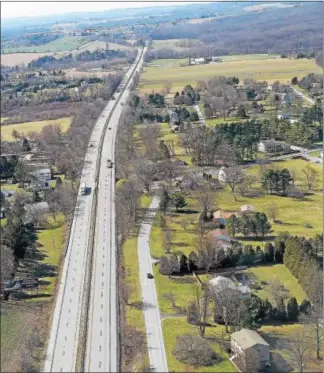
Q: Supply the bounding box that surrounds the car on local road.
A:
[107,159,113,168]
[147,273,154,279]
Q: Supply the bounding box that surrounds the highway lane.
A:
[44,49,144,373]
[137,196,168,373]
[84,46,146,372]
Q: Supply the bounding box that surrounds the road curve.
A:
[84,47,147,372]
[44,47,145,373]
[291,86,315,105]
[137,196,168,372]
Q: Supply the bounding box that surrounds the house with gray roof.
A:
[258,139,290,154]
[231,328,270,371]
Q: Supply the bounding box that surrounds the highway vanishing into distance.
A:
[44,46,146,373]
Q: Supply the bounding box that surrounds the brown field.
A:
[1,52,54,67]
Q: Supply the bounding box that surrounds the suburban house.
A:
[266,85,272,91]
[168,110,179,126]
[257,140,291,154]
[208,228,232,252]
[231,329,270,371]
[30,167,52,190]
[218,166,242,183]
[213,210,236,226]
[240,205,254,214]
[209,276,251,300]
[281,93,291,106]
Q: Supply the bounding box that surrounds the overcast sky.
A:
[1,1,205,19]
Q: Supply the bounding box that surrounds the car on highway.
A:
[112,95,116,100]
[108,127,112,130]
[147,273,154,279]
[107,159,113,168]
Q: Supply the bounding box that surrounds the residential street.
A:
[137,196,168,373]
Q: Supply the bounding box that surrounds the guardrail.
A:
[75,46,145,372]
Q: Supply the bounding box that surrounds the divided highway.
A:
[84,45,146,373]
[44,46,146,373]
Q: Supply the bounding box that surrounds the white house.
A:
[266,85,272,92]
[189,57,206,65]
[258,140,290,154]
[277,113,291,120]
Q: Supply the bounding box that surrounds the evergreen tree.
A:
[227,215,239,237]
[179,254,188,273]
[299,299,311,314]
[276,297,287,321]
[287,297,299,321]
[264,242,274,262]
[170,193,187,212]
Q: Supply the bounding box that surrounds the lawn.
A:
[245,264,306,304]
[217,158,323,238]
[162,317,237,372]
[2,36,87,54]
[140,56,321,93]
[1,117,73,141]
[206,117,248,126]
[260,324,323,372]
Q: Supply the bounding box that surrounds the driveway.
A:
[137,196,168,372]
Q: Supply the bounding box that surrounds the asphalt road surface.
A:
[84,47,146,372]
[44,47,145,373]
[137,196,168,372]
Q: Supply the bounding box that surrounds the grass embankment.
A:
[122,193,152,370]
[140,56,321,93]
[1,117,73,141]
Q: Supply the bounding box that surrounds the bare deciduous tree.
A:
[192,286,212,338]
[301,164,319,190]
[1,244,15,280]
[285,328,311,373]
[164,82,172,94]
[163,225,172,253]
[165,140,176,156]
[224,168,243,201]
[268,279,287,307]
[172,334,217,366]
[197,188,214,220]
[135,160,157,193]
[265,203,278,222]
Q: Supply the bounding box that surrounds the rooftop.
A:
[231,328,269,350]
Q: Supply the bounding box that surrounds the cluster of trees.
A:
[173,85,200,105]
[147,92,164,106]
[27,48,136,69]
[298,73,323,91]
[150,3,322,54]
[227,212,272,238]
[261,169,293,196]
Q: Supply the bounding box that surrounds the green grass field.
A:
[245,264,307,304]
[1,117,72,141]
[36,215,65,296]
[260,324,323,372]
[162,317,237,372]
[140,56,321,93]
[2,36,87,54]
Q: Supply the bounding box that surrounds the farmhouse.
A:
[258,139,290,154]
[189,57,206,65]
[231,329,270,371]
